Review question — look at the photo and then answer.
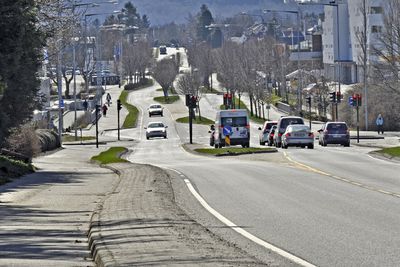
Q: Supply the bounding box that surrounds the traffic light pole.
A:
[189,107,193,144]
[95,104,100,148]
[117,103,120,141]
[356,102,360,143]
[308,100,312,129]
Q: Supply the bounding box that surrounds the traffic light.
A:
[227,93,232,107]
[329,92,336,103]
[190,95,197,109]
[352,94,362,106]
[223,93,228,106]
[336,92,342,103]
[305,96,311,105]
[117,99,122,110]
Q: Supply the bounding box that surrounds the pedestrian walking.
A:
[376,114,384,134]
[106,93,112,106]
[83,99,88,111]
[102,104,108,117]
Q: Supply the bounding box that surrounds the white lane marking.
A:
[182,177,317,267]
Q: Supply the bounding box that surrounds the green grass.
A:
[0,156,35,185]
[120,90,140,128]
[91,147,129,164]
[154,95,180,104]
[375,147,400,158]
[156,87,177,94]
[194,147,276,155]
[62,135,95,142]
[176,116,214,125]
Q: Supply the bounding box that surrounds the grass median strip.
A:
[154,95,180,104]
[62,135,96,142]
[120,90,139,128]
[91,147,129,164]
[176,116,214,125]
[375,147,400,158]
[194,147,276,156]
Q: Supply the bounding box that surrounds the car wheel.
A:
[283,143,288,149]
[146,136,149,140]
[260,141,265,146]
[214,143,218,149]
[161,113,163,116]
[149,113,151,117]
[308,144,314,149]
[344,142,350,147]
[322,141,327,147]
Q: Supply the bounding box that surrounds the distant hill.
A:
[90,0,322,25]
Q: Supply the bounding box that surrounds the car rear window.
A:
[280,118,304,131]
[265,122,277,130]
[327,123,347,131]
[290,125,309,132]
[151,105,161,108]
[222,117,247,127]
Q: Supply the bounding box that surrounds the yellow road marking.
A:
[283,152,400,199]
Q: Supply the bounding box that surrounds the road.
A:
[120,57,400,266]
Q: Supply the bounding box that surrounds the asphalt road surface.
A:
[121,74,400,267]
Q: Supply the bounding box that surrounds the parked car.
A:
[258,121,277,145]
[318,122,350,147]
[266,125,277,146]
[145,122,167,139]
[274,116,305,147]
[148,104,163,117]
[281,125,314,149]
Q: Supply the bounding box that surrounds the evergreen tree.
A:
[0,0,45,147]
[196,4,214,42]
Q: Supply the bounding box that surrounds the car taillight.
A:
[309,132,314,138]
[278,133,282,137]
[285,133,291,137]
[270,133,274,137]
[246,124,250,129]
[220,125,224,128]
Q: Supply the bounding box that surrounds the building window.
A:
[370,6,383,14]
[371,25,382,33]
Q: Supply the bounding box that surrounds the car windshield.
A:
[150,105,161,109]
[221,117,247,127]
[148,123,164,128]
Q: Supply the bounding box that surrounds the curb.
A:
[214,149,277,157]
[87,164,122,267]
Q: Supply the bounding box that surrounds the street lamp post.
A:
[299,1,340,120]
[264,8,302,115]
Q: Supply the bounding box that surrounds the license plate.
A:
[333,134,341,138]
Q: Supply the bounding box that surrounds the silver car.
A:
[281,125,314,149]
[145,122,168,139]
[148,104,163,117]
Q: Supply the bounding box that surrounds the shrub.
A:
[5,124,41,160]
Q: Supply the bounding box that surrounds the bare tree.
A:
[152,58,178,100]
[370,0,400,95]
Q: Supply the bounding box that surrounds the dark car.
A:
[274,116,305,148]
[318,122,350,147]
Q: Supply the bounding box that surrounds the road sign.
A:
[223,126,232,136]
[59,98,64,109]
[266,104,271,109]
[348,96,353,106]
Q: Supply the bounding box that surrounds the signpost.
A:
[350,94,362,143]
[223,126,232,146]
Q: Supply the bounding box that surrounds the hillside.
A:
[92,0,321,25]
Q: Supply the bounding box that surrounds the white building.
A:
[322,0,384,84]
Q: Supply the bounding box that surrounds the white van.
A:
[211,109,250,148]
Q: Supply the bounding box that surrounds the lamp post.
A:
[264,8,302,115]
[85,11,121,107]
[299,1,340,120]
